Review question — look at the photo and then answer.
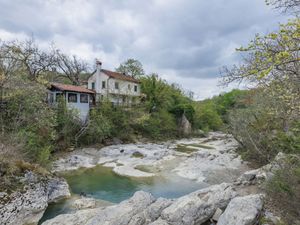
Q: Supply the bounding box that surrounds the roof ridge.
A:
[50,82,95,94]
[100,69,140,83]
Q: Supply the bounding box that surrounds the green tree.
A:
[140,74,173,112]
[116,58,145,78]
[193,101,223,132]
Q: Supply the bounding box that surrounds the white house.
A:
[87,61,141,106]
[48,83,95,122]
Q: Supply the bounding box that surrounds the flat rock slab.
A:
[217,194,264,225]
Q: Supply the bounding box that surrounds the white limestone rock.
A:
[160,183,236,225]
[0,183,48,225]
[148,218,170,225]
[0,175,70,225]
[113,165,155,178]
[235,152,290,186]
[47,177,71,203]
[73,197,97,210]
[128,197,173,225]
[42,191,155,225]
[52,155,95,172]
[217,194,264,225]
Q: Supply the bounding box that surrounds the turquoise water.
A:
[40,165,207,223]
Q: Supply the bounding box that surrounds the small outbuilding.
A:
[47,83,95,122]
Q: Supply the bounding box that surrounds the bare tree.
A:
[0,41,20,135]
[4,39,56,81]
[266,0,300,14]
[55,51,89,85]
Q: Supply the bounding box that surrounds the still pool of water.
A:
[40,165,208,223]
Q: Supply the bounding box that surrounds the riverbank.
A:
[42,151,288,225]
[0,132,285,225]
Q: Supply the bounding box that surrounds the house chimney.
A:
[96,59,102,72]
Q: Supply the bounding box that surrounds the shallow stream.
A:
[40,165,208,223]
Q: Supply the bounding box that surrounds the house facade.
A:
[48,83,95,122]
[87,61,141,106]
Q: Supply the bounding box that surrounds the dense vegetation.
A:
[0,40,202,168]
[220,2,300,222]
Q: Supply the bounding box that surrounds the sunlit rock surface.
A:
[218,194,264,225]
[0,175,70,225]
[52,132,248,183]
[42,183,238,225]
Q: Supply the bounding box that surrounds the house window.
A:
[134,85,138,92]
[56,93,63,102]
[80,94,88,103]
[115,82,119,89]
[91,82,95,90]
[102,81,106,89]
[49,93,54,103]
[68,93,77,103]
[128,84,131,90]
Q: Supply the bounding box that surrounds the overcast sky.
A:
[0,0,288,99]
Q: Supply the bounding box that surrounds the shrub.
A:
[78,109,112,145]
[138,110,178,139]
[228,92,300,165]
[4,81,57,164]
[266,155,300,224]
[54,97,81,150]
[97,101,133,138]
[193,101,223,132]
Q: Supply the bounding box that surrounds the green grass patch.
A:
[187,143,215,149]
[131,151,145,158]
[175,144,198,154]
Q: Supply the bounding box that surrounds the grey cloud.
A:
[0,0,289,98]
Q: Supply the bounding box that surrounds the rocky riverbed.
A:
[0,132,284,225]
[52,132,249,184]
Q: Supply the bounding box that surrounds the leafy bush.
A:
[169,103,195,123]
[97,101,134,140]
[138,109,178,139]
[54,97,81,150]
[193,101,223,132]
[79,108,112,145]
[266,155,300,224]
[228,91,300,165]
[3,80,56,164]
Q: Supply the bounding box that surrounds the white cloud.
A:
[0,0,289,99]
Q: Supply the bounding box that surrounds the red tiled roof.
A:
[101,69,140,83]
[50,83,95,94]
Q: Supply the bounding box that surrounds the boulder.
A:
[160,183,236,225]
[128,197,173,225]
[211,208,223,221]
[73,197,97,210]
[0,183,49,225]
[42,191,155,225]
[47,177,71,203]
[149,218,170,225]
[217,194,264,225]
[178,114,192,135]
[234,152,290,186]
[0,175,70,225]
